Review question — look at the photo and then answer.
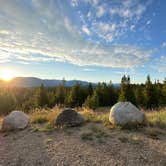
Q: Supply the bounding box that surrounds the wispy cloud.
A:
[161,42,166,48]
[157,56,166,72]
[96,6,106,18]
[77,0,152,43]
[83,68,96,72]
[0,0,153,69]
[82,26,91,35]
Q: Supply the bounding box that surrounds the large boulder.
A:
[109,102,145,126]
[2,111,29,131]
[56,109,85,127]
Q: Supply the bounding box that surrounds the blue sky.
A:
[0,0,166,83]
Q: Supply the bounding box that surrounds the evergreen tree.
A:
[95,83,107,106]
[119,75,128,102]
[87,83,93,96]
[35,84,48,107]
[118,75,135,103]
[134,85,144,107]
[154,80,163,106]
[108,81,117,106]
[84,91,99,109]
[67,83,85,107]
[55,78,67,105]
[162,78,166,105]
[0,92,16,115]
[118,86,126,101]
[144,75,156,108]
[47,91,56,107]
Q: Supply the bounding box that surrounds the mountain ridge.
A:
[0,77,120,87]
[0,77,95,87]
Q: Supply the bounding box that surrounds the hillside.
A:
[0,77,120,87]
[0,77,95,87]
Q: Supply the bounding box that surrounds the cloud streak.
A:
[0,0,153,69]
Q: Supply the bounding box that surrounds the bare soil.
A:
[0,123,166,166]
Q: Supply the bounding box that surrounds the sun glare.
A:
[0,69,16,81]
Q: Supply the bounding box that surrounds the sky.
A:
[0,0,166,83]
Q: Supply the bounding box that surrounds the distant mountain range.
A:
[0,77,120,87]
[0,77,95,87]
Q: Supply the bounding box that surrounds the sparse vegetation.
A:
[81,132,94,141]
[130,135,142,144]
[31,114,48,124]
[80,108,110,125]
[29,107,62,131]
[118,136,129,143]
[30,107,61,124]
[28,107,166,131]
[145,110,166,128]
[81,124,109,143]
[143,127,162,139]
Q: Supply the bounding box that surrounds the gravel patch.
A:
[0,123,166,166]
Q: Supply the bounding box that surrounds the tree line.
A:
[0,75,166,115]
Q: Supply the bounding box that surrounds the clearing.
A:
[0,122,166,166]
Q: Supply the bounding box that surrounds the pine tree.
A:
[144,75,156,109]
[154,80,163,107]
[47,91,56,107]
[118,75,128,102]
[108,81,117,106]
[162,78,166,105]
[134,85,144,107]
[55,78,67,105]
[95,83,107,106]
[118,82,127,102]
[0,91,16,115]
[118,75,135,103]
[35,84,48,107]
[84,91,99,109]
[87,83,93,96]
[67,83,85,107]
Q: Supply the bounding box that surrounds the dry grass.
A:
[80,107,166,129]
[1,106,165,132]
[145,109,166,128]
[80,108,110,125]
[0,117,3,130]
[30,107,62,131]
[30,107,62,124]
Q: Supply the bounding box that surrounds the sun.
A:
[0,69,16,81]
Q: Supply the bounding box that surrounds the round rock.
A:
[109,102,145,126]
[56,109,85,127]
[2,111,29,131]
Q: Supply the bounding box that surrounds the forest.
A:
[0,75,166,115]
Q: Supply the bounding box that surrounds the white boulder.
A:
[109,102,145,126]
[2,111,29,131]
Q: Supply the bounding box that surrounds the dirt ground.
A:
[0,123,166,166]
